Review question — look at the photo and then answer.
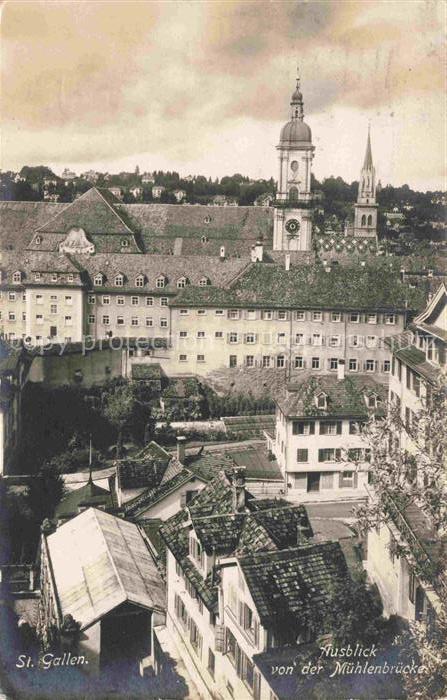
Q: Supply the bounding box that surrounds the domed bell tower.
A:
[273,73,315,251]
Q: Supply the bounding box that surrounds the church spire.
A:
[363,126,373,170]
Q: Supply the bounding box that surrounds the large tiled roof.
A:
[159,481,312,611]
[35,188,134,236]
[173,263,426,311]
[115,202,273,248]
[46,507,165,630]
[186,444,283,481]
[239,542,350,629]
[0,251,85,288]
[78,253,249,294]
[277,375,387,418]
[0,201,61,251]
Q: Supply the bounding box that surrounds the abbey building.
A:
[1,75,419,380]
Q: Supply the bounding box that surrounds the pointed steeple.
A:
[363,127,373,170]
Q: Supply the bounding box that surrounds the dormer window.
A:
[12,271,22,283]
[67,274,74,282]
[315,392,327,409]
[198,277,210,287]
[201,235,209,244]
[135,275,145,288]
[35,235,42,245]
[115,274,124,287]
[121,238,129,248]
[34,273,41,282]
[51,273,58,282]
[177,276,188,289]
[94,273,104,286]
[156,275,166,289]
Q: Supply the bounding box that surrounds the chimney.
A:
[176,435,186,463]
[229,466,246,512]
[324,262,331,273]
[400,267,406,283]
[255,241,264,262]
[285,253,291,271]
[219,245,226,260]
[337,359,345,381]
[250,245,257,263]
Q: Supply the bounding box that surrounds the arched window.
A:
[361,215,366,226]
[289,186,298,202]
[367,215,373,226]
[114,274,124,287]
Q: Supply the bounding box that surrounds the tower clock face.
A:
[285,218,300,234]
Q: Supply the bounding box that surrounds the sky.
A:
[1,1,446,191]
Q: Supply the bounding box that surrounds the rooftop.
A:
[239,542,350,630]
[55,477,114,519]
[46,508,165,630]
[173,263,426,311]
[277,375,387,418]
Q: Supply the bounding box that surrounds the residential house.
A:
[157,468,353,699]
[38,508,165,675]
[269,369,386,501]
[212,195,238,207]
[108,186,123,200]
[173,189,186,203]
[152,185,165,199]
[366,283,447,622]
[130,186,143,199]
[61,168,77,180]
[141,173,155,185]
[254,193,274,207]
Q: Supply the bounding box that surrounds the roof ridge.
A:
[91,507,128,601]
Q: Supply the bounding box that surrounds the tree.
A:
[102,381,153,456]
[352,373,447,699]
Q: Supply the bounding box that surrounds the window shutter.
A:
[254,620,260,647]
[254,333,258,342]
[309,422,315,435]
[374,360,379,371]
[363,361,367,370]
[302,359,307,368]
[321,336,326,345]
[336,422,342,435]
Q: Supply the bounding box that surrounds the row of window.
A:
[93,315,168,328]
[289,470,358,491]
[88,294,169,306]
[224,332,386,348]
[10,271,76,284]
[92,273,211,288]
[295,447,371,462]
[292,419,366,435]
[177,308,398,324]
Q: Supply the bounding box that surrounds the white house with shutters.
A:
[268,367,387,502]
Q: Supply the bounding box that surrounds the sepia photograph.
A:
[0,1,446,698]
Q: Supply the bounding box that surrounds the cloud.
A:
[1,0,445,189]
